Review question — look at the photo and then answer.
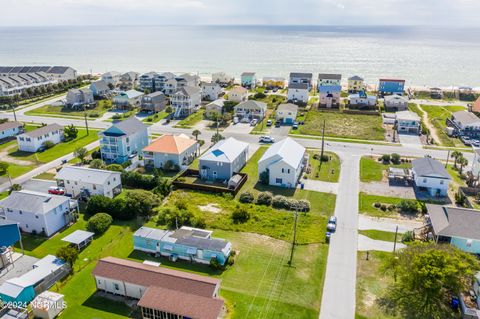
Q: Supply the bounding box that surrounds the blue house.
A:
[133,226,232,266]
[240,72,256,89]
[427,204,480,254]
[199,137,249,181]
[99,117,149,164]
[378,79,405,96]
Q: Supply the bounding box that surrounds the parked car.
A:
[250,119,258,126]
[273,88,278,92]
[461,136,471,145]
[275,121,281,128]
[328,216,337,225]
[326,232,331,243]
[292,122,299,130]
[233,116,239,124]
[259,136,275,143]
[266,119,273,127]
[472,140,480,147]
[48,186,65,195]
[327,221,337,232]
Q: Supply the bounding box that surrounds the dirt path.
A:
[416,103,441,145]
[0,144,36,165]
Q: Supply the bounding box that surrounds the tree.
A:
[390,153,401,165]
[0,162,9,175]
[211,132,225,144]
[382,243,479,319]
[56,245,79,268]
[74,147,88,164]
[165,106,173,115]
[256,191,273,206]
[64,124,78,141]
[89,159,106,169]
[457,156,468,175]
[222,112,232,124]
[9,184,21,194]
[451,150,462,169]
[87,213,113,234]
[192,129,201,141]
[124,189,159,218]
[85,195,113,216]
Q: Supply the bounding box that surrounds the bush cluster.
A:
[231,206,250,224]
[256,191,273,206]
[239,191,255,203]
[87,213,113,234]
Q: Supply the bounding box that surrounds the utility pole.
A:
[445,149,450,168]
[11,103,17,122]
[320,119,326,159]
[84,113,89,135]
[288,211,299,266]
[393,225,399,253]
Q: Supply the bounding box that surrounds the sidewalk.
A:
[358,235,406,252]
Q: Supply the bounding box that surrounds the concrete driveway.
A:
[398,133,422,148]
[358,215,423,234]
[223,123,253,134]
[360,181,416,199]
[299,179,338,194]
[22,179,56,194]
[270,125,291,137]
[358,235,406,252]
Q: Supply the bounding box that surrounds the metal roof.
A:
[318,73,342,80]
[395,110,420,121]
[62,230,94,245]
[55,166,121,185]
[289,72,312,79]
[412,157,451,179]
[259,137,306,169]
[200,137,249,163]
[0,190,70,214]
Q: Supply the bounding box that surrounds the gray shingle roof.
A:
[277,103,298,112]
[0,121,22,132]
[348,75,364,81]
[241,72,256,76]
[452,110,480,126]
[289,72,312,79]
[318,73,342,80]
[288,83,309,90]
[412,157,451,179]
[0,190,69,214]
[175,86,201,97]
[427,204,480,241]
[22,124,63,138]
[110,117,147,136]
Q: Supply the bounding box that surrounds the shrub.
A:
[106,164,124,172]
[380,204,387,211]
[88,112,100,118]
[374,202,381,208]
[163,160,179,171]
[259,171,269,185]
[89,159,106,169]
[87,213,113,234]
[380,154,391,163]
[112,114,121,120]
[56,245,78,268]
[239,191,255,203]
[398,199,418,213]
[391,153,401,164]
[272,195,290,209]
[231,206,250,224]
[121,171,158,189]
[253,92,266,99]
[156,206,202,228]
[210,257,223,270]
[256,191,273,206]
[296,199,311,212]
[85,195,112,216]
[91,150,102,159]
[121,160,132,168]
[402,231,414,243]
[9,184,22,194]
[124,189,159,217]
[455,192,466,206]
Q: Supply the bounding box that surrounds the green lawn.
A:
[142,111,169,123]
[359,193,416,218]
[33,172,56,180]
[360,157,411,182]
[304,150,340,183]
[358,230,401,242]
[25,100,112,118]
[297,111,385,141]
[174,109,205,128]
[249,94,286,109]
[356,251,398,319]
[251,109,274,133]
[420,104,465,147]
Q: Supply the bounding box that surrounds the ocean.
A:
[0,25,479,87]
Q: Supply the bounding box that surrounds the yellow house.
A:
[348,75,365,93]
[262,77,286,89]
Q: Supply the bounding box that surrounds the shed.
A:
[61,230,94,250]
[31,291,65,319]
[228,174,242,189]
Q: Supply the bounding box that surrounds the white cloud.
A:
[0,0,478,26]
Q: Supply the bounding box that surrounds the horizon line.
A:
[0,24,479,28]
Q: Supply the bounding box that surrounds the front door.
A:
[213,171,217,180]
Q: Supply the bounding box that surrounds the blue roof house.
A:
[99,117,149,164]
[133,226,232,266]
[199,137,249,181]
[378,79,405,96]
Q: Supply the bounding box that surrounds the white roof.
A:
[200,137,249,163]
[32,291,64,306]
[259,137,306,168]
[0,281,26,298]
[119,89,144,99]
[62,230,94,245]
[55,166,121,185]
[384,94,408,102]
[0,190,69,214]
[396,110,420,122]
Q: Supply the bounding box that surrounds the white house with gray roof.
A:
[451,111,480,131]
[199,137,249,181]
[201,82,222,101]
[101,71,122,87]
[289,72,313,90]
[412,157,451,196]
[55,166,122,198]
[0,121,23,140]
[384,94,409,111]
[258,138,307,188]
[396,110,421,134]
[66,88,94,107]
[0,190,76,237]
[89,80,110,97]
[171,86,202,118]
[113,90,144,109]
[234,100,267,120]
[276,103,298,124]
[287,83,309,104]
[17,124,64,152]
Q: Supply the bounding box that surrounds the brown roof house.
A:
[92,257,224,319]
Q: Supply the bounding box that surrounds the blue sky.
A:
[1,0,479,26]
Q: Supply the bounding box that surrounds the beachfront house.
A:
[319,85,341,108]
[472,97,480,113]
[0,121,23,140]
[378,79,405,96]
[140,91,167,113]
[228,86,248,102]
[55,166,122,198]
[199,137,248,181]
[258,138,307,188]
[143,134,199,169]
[0,255,68,305]
[348,75,365,93]
[205,99,225,119]
[176,73,200,89]
[134,226,232,265]
[317,73,342,90]
[212,72,234,86]
[89,80,110,97]
[430,87,443,99]
[234,100,267,121]
[92,257,224,319]
[170,86,202,118]
[0,190,76,237]
[65,88,94,107]
[449,110,480,138]
[101,71,122,87]
[17,123,64,152]
[119,71,140,90]
[396,110,421,134]
[201,82,222,101]
[241,72,256,89]
[412,157,451,197]
[276,103,298,125]
[99,117,149,164]
[347,91,377,109]
[139,72,158,92]
[426,204,480,254]
[262,77,286,89]
[112,89,144,109]
[384,94,409,112]
[287,83,309,104]
[289,72,313,90]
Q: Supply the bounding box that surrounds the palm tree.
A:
[451,150,462,169]
[192,129,201,141]
[458,156,468,175]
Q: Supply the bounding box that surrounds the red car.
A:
[48,186,65,195]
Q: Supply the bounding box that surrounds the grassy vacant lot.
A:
[249,94,286,109]
[304,150,340,183]
[360,157,411,182]
[25,100,112,118]
[359,193,416,218]
[358,230,401,242]
[356,251,397,319]
[420,104,465,147]
[297,111,385,141]
[174,109,205,128]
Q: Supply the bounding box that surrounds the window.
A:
[423,178,427,183]
[114,283,120,290]
[93,185,97,190]
[281,168,284,173]
[440,180,444,185]
[74,182,78,185]
[19,210,22,215]
[35,215,39,219]
[276,178,282,184]
[288,169,290,174]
